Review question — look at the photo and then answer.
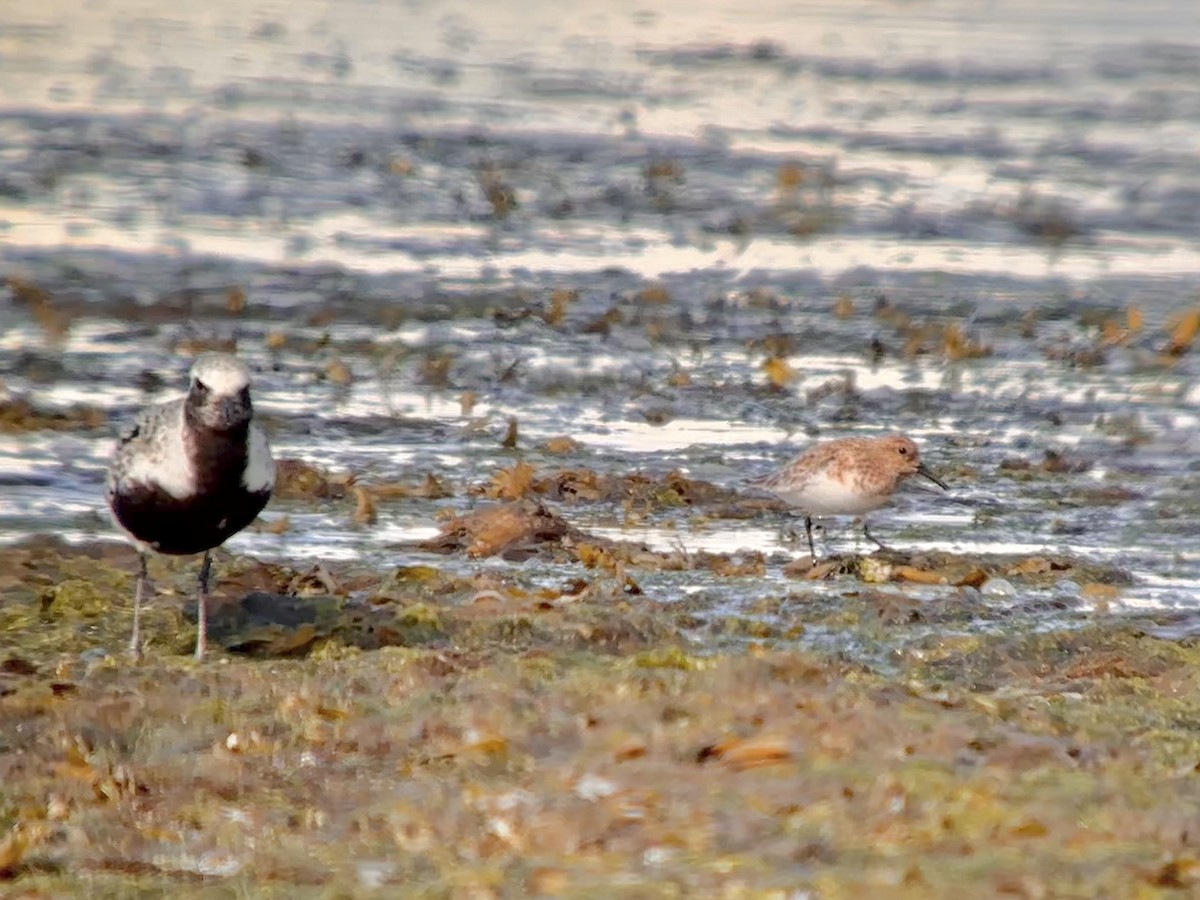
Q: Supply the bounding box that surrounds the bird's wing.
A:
[749,443,838,490]
[107,400,182,495]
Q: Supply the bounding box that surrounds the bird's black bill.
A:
[217,395,249,429]
[917,464,948,491]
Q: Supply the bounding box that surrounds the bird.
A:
[749,434,947,559]
[107,352,275,660]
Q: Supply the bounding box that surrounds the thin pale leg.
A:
[862,522,889,552]
[129,552,148,659]
[194,550,212,661]
[804,516,817,560]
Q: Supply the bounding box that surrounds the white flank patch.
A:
[243,424,276,493]
[192,353,251,396]
[771,471,887,517]
[121,404,196,499]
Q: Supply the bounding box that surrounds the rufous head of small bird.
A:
[879,435,948,490]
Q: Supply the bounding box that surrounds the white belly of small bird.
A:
[770,472,887,517]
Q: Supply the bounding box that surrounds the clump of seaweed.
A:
[3,543,1200,897]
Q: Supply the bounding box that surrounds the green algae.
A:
[3,537,1200,897]
[632,646,704,671]
[392,602,447,644]
[41,578,119,619]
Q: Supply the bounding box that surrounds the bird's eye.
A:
[193,379,209,396]
[897,446,908,455]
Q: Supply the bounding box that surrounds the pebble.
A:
[980,577,1017,598]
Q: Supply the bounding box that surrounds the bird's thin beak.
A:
[917,464,948,491]
[218,396,245,429]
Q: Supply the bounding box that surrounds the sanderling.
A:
[750,434,947,559]
[107,352,275,659]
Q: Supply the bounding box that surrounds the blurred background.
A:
[1,0,1199,617]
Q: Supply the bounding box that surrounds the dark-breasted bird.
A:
[107,353,274,659]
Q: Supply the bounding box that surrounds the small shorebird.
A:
[107,353,275,660]
[750,434,947,559]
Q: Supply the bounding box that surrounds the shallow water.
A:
[2,0,1199,646]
